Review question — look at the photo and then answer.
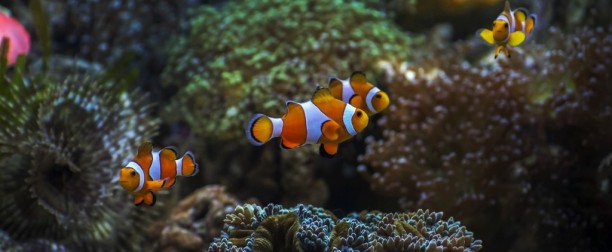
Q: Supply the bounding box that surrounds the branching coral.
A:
[359,25,612,250]
[208,204,481,251]
[162,0,415,140]
[0,61,159,251]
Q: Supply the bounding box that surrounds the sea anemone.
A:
[0,62,159,250]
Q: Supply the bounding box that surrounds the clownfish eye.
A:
[130,171,136,177]
[375,94,382,99]
[356,111,363,117]
[504,23,508,28]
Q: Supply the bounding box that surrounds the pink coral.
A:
[0,12,30,65]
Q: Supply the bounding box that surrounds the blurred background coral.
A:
[0,0,610,251]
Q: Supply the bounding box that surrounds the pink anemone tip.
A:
[0,12,31,66]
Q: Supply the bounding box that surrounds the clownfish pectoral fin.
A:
[134,195,145,206]
[477,29,495,45]
[143,191,156,206]
[509,31,526,47]
[146,179,166,191]
[180,151,198,177]
[137,141,153,158]
[349,71,368,86]
[321,120,340,141]
[163,177,176,188]
[319,143,339,158]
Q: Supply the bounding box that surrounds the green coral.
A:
[163,0,415,140]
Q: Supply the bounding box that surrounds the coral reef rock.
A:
[208,203,482,251]
[147,185,245,252]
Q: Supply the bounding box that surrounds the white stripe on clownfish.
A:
[126,161,145,192]
[299,100,329,144]
[175,157,183,176]
[270,117,283,139]
[365,87,381,114]
[149,150,161,180]
[342,104,357,136]
[339,78,354,103]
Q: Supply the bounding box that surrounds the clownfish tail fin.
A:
[525,14,537,36]
[246,113,282,146]
[180,151,198,177]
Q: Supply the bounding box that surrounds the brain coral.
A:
[208,203,482,251]
[162,0,414,140]
[0,61,159,251]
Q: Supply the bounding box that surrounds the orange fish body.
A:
[118,142,198,206]
[329,71,389,116]
[246,87,369,157]
[477,0,537,58]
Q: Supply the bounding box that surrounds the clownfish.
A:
[118,142,199,206]
[477,0,537,59]
[246,87,369,157]
[329,71,389,116]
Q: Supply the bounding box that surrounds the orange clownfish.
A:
[246,87,369,157]
[329,71,389,116]
[477,0,537,59]
[118,142,199,206]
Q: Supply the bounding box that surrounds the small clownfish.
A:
[329,71,389,116]
[118,142,199,206]
[477,0,537,59]
[246,87,369,157]
[0,11,30,66]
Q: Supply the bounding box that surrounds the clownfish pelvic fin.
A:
[143,191,156,206]
[319,143,339,158]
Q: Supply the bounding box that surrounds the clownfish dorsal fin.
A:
[503,0,511,14]
[349,71,368,87]
[137,142,153,158]
[329,77,343,90]
[513,8,528,22]
[159,146,178,161]
[311,87,335,106]
[285,100,300,112]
